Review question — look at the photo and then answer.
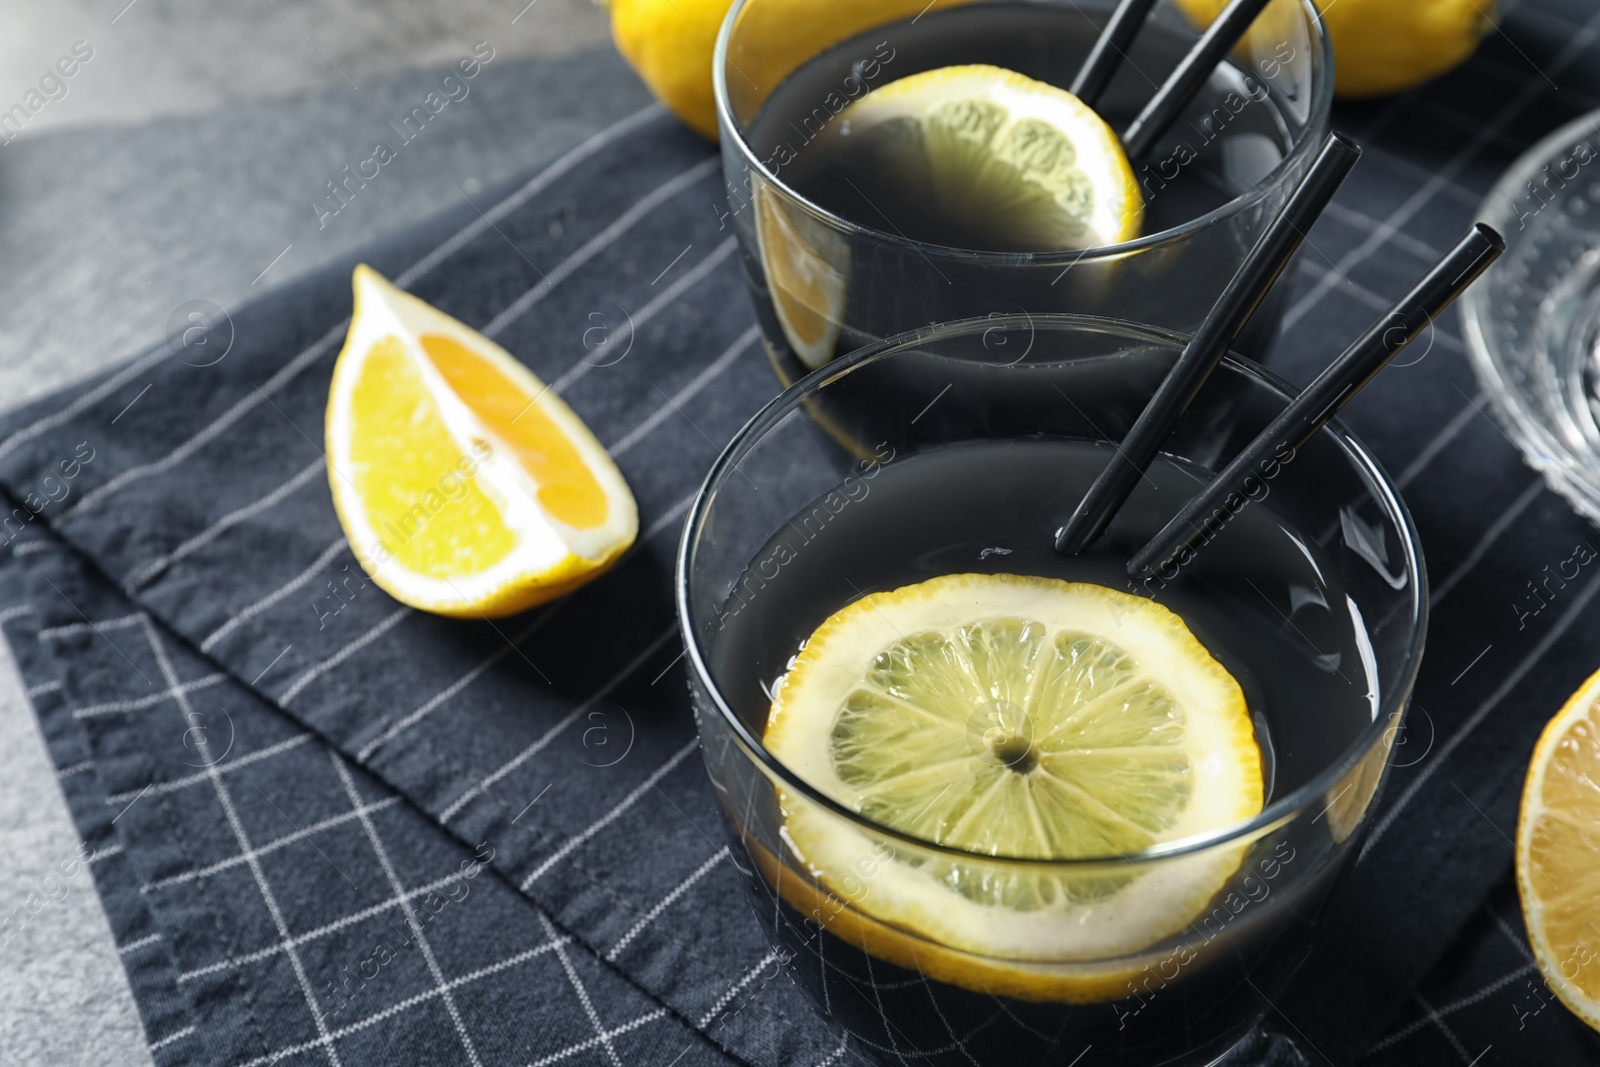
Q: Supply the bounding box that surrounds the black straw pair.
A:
[1072,0,1278,159]
[1052,130,1505,581]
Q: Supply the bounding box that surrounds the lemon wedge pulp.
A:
[826,64,1143,252]
[1517,666,1600,1034]
[764,573,1263,969]
[325,266,637,618]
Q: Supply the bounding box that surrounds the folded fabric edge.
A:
[0,498,785,1067]
[0,533,211,1066]
[0,113,847,1066]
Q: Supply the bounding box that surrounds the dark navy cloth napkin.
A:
[5,2,1600,1064]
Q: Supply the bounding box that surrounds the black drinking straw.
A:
[1053,131,1361,557]
[1127,222,1506,583]
[1070,0,1162,108]
[1121,0,1275,160]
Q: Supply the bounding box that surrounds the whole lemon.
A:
[609,0,733,140]
[607,0,975,142]
[1175,0,1496,99]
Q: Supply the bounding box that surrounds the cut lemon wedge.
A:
[325,266,637,618]
[828,65,1143,252]
[764,573,1262,965]
[1517,667,1600,1033]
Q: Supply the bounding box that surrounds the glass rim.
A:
[1461,107,1600,522]
[711,0,1335,263]
[675,313,1430,869]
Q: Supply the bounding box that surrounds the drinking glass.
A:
[712,0,1333,383]
[1462,108,1600,526]
[676,316,1426,1066]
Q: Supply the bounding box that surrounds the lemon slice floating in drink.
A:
[1517,667,1600,1033]
[326,266,637,618]
[764,573,1262,977]
[830,64,1143,252]
[755,64,1142,370]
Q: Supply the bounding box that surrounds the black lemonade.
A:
[709,440,1375,1065]
[738,3,1307,380]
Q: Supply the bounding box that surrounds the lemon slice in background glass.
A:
[825,65,1143,252]
[764,573,1262,967]
[1517,667,1600,1033]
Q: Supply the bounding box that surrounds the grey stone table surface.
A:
[0,1,651,1059]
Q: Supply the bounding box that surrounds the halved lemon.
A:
[1517,667,1600,1033]
[765,573,1262,966]
[326,266,637,618]
[828,65,1143,252]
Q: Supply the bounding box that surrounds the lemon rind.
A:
[747,826,1160,1003]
